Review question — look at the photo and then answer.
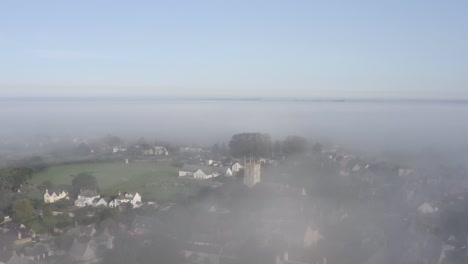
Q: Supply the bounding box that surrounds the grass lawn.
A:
[30,160,207,202]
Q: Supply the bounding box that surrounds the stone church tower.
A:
[243,157,261,187]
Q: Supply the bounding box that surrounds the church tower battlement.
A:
[243,157,261,187]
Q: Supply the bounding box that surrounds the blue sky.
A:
[0,0,467,98]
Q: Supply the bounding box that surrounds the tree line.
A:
[228,132,320,158]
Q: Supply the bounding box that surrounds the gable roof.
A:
[100,196,112,203]
[182,243,222,255]
[0,250,13,263]
[69,240,90,258]
[79,190,99,197]
[116,192,139,200]
[132,215,165,231]
[23,243,50,257]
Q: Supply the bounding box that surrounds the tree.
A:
[38,180,55,192]
[55,234,75,250]
[0,189,13,213]
[220,142,229,156]
[75,143,92,156]
[13,199,34,224]
[273,140,282,154]
[229,133,272,158]
[71,173,98,196]
[282,136,308,156]
[137,137,150,150]
[19,156,46,172]
[103,134,124,147]
[211,143,220,156]
[312,143,323,153]
[0,167,32,191]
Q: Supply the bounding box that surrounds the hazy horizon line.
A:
[1,96,468,104]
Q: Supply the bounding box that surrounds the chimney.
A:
[284,251,288,261]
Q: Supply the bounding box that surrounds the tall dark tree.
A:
[273,140,282,154]
[0,167,32,191]
[0,189,13,215]
[137,137,150,150]
[71,173,98,196]
[229,133,272,158]
[13,199,34,224]
[75,142,92,156]
[282,136,308,156]
[220,142,229,156]
[38,180,55,192]
[19,156,46,172]
[312,142,323,153]
[211,143,220,155]
[103,134,124,147]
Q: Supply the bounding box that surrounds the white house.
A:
[113,147,127,154]
[74,190,100,207]
[179,165,232,179]
[92,197,111,207]
[154,146,168,155]
[231,162,243,172]
[112,192,142,208]
[418,203,437,214]
[44,190,69,204]
[144,146,169,156]
[303,226,323,248]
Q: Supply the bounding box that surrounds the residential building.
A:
[74,190,100,207]
[92,197,111,208]
[0,222,36,246]
[0,250,35,264]
[112,192,142,208]
[231,162,243,172]
[21,243,53,262]
[43,190,69,204]
[69,238,97,264]
[132,215,166,235]
[144,146,169,156]
[179,165,232,179]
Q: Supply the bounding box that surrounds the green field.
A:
[30,160,206,202]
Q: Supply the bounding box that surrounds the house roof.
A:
[132,215,165,231]
[101,196,112,203]
[23,243,50,257]
[0,250,13,263]
[116,192,138,200]
[79,190,99,197]
[93,231,113,244]
[67,225,95,237]
[45,189,68,195]
[0,251,35,264]
[181,164,230,175]
[182,243,222,255]
[69,240,91,258]
[2,221,24,231]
